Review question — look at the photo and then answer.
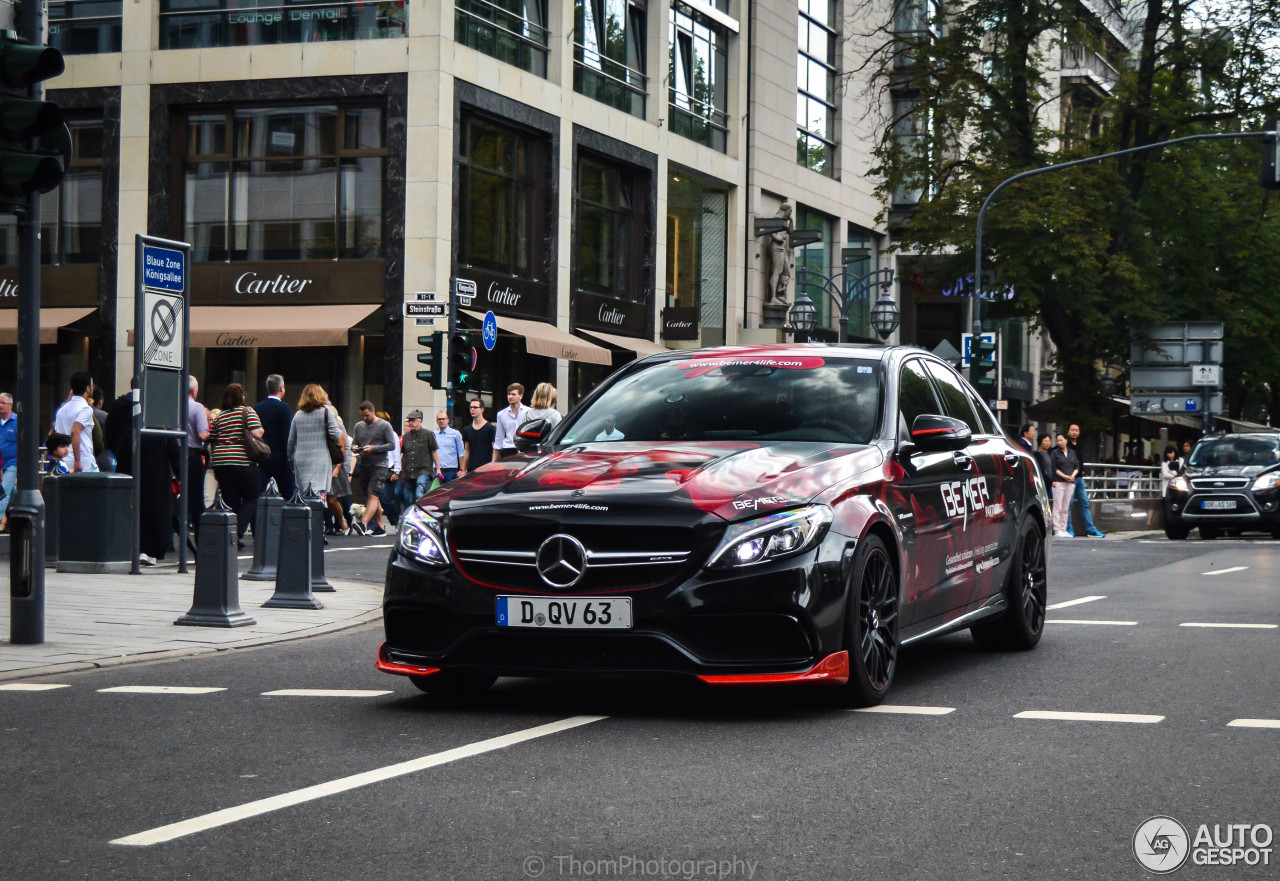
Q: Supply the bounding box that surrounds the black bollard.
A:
[263,487,322,609]
[242,478,284,581]
[176,492,256,627]
[303,483,335,593]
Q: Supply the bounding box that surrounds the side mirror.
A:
[513,418,550,453]
[908,414,971,452]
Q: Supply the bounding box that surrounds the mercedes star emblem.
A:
[535,533,588,589]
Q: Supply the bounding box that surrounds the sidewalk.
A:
[0,566,384,680]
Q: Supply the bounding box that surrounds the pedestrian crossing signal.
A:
[451,330,475,390]
[416,332,444,388]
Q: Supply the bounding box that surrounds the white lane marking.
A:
[1180,622,1277,629]
[98,686,227,695]
[261,689,393,698]
[1202,566,1248,575]
[111,715,606,846]
[1228,719,1280,729]
[1015,710,1163,724]
[0,683,71,691]
[1046,619,1137,626]
[851,705,955,716]
[1045,595,1106,610]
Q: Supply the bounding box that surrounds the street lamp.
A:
[870,292,901,340]
[793,259,896,344]
[786,292,818,341]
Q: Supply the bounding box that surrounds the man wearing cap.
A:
[399,409,440,511]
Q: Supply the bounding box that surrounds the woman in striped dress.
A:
[207,383,265,540]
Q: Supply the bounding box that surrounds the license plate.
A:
[496,596,632,630]
[1202,499,1237,510]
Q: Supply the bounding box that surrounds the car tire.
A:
[834,534,899,708]
[409,670,497,696]
[971,518,1047,652]
[1164,523,1190,540]
[1199,526,1220,540]
[1271,529,1280,540]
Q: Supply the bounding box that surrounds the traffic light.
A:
[415,332,444,387]
[0,33,66,214]
[1262,119,1280,190]
[971,335,998,396]
[450,330,476,390]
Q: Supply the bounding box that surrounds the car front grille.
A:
[1190,477,1250,489]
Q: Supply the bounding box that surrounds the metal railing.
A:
[158,0,407,49]
[573,44,648,117]
[1079,463,1163,500]
[1060,43,1120,91]
[455,0,549,76]
[667,88,728,151]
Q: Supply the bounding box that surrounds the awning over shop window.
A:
[0,307,95,345]
[128,305,380,348]
[577,328,667,358]
[462,310,611,365]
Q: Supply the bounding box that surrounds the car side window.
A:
[923,361,981,434]
[960,381,1002,435]
[899,359,942,437]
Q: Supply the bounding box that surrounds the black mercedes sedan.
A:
[378,344,1049,706]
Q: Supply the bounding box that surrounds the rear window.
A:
[558,354,882,445]
[1189,436,1280,468]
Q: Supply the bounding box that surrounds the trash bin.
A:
[54,472,133,574]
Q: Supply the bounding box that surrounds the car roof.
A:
[638,342,916,365]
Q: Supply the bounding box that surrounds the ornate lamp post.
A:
[786,292,818,342]
[870,291,901,340]
[793,249,896,343]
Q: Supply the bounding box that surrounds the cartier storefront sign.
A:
[661,306,698,341]
[190,260,384,305]
[458,266,551,320]
[574,290,649,337]
[0,264,98,308]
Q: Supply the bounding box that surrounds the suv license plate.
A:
[1202,500,1237,510]
[497,596,632,630]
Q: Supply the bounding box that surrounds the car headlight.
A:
[398,506,450,566]
[706,506,833,570]
[1169,475,1189,494]
[1252,472,1280,492]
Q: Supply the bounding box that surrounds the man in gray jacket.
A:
[351,401,397,536]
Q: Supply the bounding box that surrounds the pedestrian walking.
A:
[350,401,397,536]
[53,372,99,473]
[208,383,265,543]
[400,410,440,507]
[185,377,210,541]
[323,404,352,535]
[492,383,530,460]
[287,383,344,502]
[1050,434,1080,537]
[461,398,495,476]
[433,410,464,484]
[1035,434,1054,503]
[254,373,294,499]
[1160,444,1182,495]
[522,382,562,427]
[0,392,18,532]
[1066,423,1105,536]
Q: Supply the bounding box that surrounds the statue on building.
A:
[765,203,793,305]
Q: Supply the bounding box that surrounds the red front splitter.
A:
[697,650,850,686]
[375,642,441,678]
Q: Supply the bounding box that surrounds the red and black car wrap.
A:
[378,344,1049,705]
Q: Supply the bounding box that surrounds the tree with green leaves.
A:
[851,0,1280,424]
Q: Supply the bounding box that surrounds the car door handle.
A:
[1004,453,1021,467]
[953,452,973,468]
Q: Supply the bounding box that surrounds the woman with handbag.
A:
[207,382,266,543]
[287,383,345,514]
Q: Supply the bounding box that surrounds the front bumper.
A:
[1165,487,1280,529]
[380,538,851,682]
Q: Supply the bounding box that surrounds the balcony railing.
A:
[1060,43,1120,92]
[455,0,549,77]
[667,88,727,151]
[574,44,647,118]
[48,1,123,55]
[159,0,407,50]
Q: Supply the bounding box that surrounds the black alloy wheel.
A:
[410,670,497,696]
[1165,522,1190,540]
[971,518,1047,651]
[838,534,899,707]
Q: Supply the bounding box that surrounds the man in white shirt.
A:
[53,372,99,473]
[492,383,531,461]
[595,415,625,442]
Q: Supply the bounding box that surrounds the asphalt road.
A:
[2,536,1278,880]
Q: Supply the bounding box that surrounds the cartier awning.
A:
[577,328,668,358]
[0,307,95,345]
[128,305,380,348]
[462,310,611,365]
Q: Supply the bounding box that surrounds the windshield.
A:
[1188,436,1280,469]
[558,354,882,445]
